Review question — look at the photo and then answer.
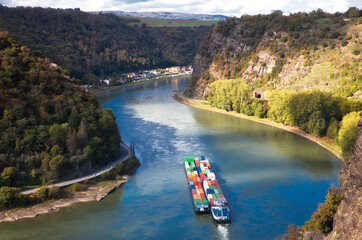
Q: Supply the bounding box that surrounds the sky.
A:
[1,0,361,16]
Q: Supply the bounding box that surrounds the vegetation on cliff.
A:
[0,6,210,84]
[188,8,361,100]
[0,32,121,192]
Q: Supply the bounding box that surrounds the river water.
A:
[0,78,342,239]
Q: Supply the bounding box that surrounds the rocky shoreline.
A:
[0,176,129,223]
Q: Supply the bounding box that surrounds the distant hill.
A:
[0,6,210,83]
[93,11,229,21]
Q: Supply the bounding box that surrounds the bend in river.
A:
[0,78,342,240]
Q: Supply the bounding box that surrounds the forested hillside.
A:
[187,8,361,100]
[0,6,210,83]
[0,32,121,188]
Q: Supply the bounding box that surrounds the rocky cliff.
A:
[186,13,361,100]
[323,113,362,240]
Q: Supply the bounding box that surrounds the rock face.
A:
[186,16,361,100]
[324,113,362,240]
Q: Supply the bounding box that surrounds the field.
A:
[119,16,219,27]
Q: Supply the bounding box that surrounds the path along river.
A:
[0,78,342,240]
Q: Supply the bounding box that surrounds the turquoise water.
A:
[0,78,342,239]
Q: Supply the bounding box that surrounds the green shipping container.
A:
[212,194,216,199]
[218,189,223,194]
[211,185,216,189]
[203,200,208,204]
[216,193,221,198]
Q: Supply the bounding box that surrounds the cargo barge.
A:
[184,156,230,223]
[184,157,210,213]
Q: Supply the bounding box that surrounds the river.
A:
[0,78,342,239]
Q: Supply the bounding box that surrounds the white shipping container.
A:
[196,190,200,195]
[207,194,213,200]
[185,162,189,168]
[214,189,218,194]
[207,172,216,180]
[203,181,209,190]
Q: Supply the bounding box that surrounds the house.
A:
[123,72,138,78]
[151,69,161,75]
[167,66,181,73]
[254,88,264,99]
[141,71,151,78]
[100,78,111,85]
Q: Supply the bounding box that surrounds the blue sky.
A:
[1,0,361,16]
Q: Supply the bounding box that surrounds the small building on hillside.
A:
[254,88,265,99]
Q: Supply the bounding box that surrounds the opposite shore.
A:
[0,143,139,223]
[174,92,344,162]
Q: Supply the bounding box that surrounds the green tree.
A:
[0,186,20,209]
[1,167,18,186]
[337,111,361,159]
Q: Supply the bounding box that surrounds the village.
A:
[84,66,193,90]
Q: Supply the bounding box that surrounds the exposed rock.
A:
[324,113,362,240]
[242,50,276,81]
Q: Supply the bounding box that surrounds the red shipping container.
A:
[192,189,196,194]
[201,194,206,200]
[210,198,214,206]
[188,175,192,181]
[215,184,220,189]
[220,194,224,198]
[195,160,200,167]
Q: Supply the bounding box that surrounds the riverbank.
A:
[0,177,128,223]
[174,92,343,162]
[93,75,190,94]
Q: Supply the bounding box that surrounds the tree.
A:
[1,167,18,186]
[0,186,20,209]
[337,111,361,159]
[66,130,77,154]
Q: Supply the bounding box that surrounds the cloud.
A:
[1,0,361,16]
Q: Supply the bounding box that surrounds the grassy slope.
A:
[119,16,218,27]
[285,23,361,99]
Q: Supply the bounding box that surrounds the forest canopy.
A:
[0,32,121,188]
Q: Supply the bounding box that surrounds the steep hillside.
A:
[0,6,210,83]
[323,114,361,239]
[0,32,120,188]
[186,10,361,100]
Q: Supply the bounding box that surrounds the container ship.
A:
[184,156,231,223]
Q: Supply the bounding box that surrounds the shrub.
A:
[48,186,65,199]
[351,48,360,55]
[330,32,340,38]
[305,193,342,234]
[36,186,49,201]
[68,183,84,193]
